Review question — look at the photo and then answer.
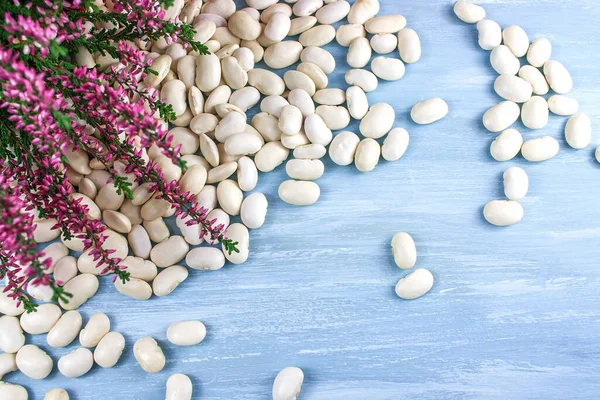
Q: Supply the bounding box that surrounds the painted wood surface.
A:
[9,0,600,399]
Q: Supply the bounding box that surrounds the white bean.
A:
[453,0,486,23]
[391,232,416,269]
[217,179,243,216]
[490,45,520,75]
[60,274,99,310]
[16,344,53,379]
[44,388,70,400]
[490,129,523,162]
[329,131,360,166]
[167,321,207,346]
[288,89,315,117]
[521,136,559,162]
[237,156,258,191]
[286,159,324,181]
[278,180,320,206]
[0,382,27,399]
[521,96,549,130]
[397,28,421,63]
[365,14,406,34]
[476,19,501,50]
[548,95,579,116]
[527,38,552,68]
[273,367,304,400]
[313,89,345,106]
[57,347,93,378]
[264,41,303,69]
[395,269,434,300]
[494,74,532,103]
[410,98,448,125]
[264,12,291,42]
[345,69,378,92]
[153,265,189,297]
[293,0,323,17]
[134,337,165,373]
[151,236,190,268]
[382,128,409,162]
[94,331,125,368]
[502,25,529,58]
[115,276,152,300]
[20,303,61,334]
[241,193,269,229]
[0,353,17,380]
[348,0,379,24]
[166,373,193,400]
[79,313,110,348]
[483,200,524,226]
[299,25,336,47]
[347,37,372,68]
[279,105,303,136]
[346,86,369,119]
[360,103,395,139]
[248,69,285,96]
[316,105,350,131]
[300,46,335,74]
[186,247,226,270]
[482,101,520,133]
[370,33,397,54]
[293,144,327,159]
[565,112,592,150]
[371,56,405,81]
[304,114,333,146]
[354,138,380,172]
[543,60,573,94]
[47,311,82,348]
[503,167,529,201]
[223,223,250,264]
[289,15,318,36]
[0,316,25,353]
[315,0,349,24]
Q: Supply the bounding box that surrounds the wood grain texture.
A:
[9,0,600,398]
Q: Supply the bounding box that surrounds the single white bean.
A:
[94,331,125,368]
[482,101,520,133]
[316,105,350,131]
[382,128,409,162]
[490,129,523,162]
[286,159,325,181]
[79,313,110,348]
[548,95,579,116]
[44,388,70,400]
[565,112,592,150]
[300,46,335,74]
[483,200,524,226]
[521,136,559,162]
[370,33,397,54]
[345,69,378,92]
[494,74,533,103]
[476,19,501,50]
[503,167,529,201]
[59,274,99,310]
[518,65,549,96]
[490,45,520,76]
[397,28,421,63]
[304,114,333,146]
[0,316,25,353]
[278,180,320,206]
[16,344,53,379]
[453,0,486,23]
[365,14,406,34]
[371,56,405,81]
[354,138,380,172]
[47,311,82,348]
[346,86,369,120]
[293,144,327,159]
[527,38,552,68]
[360,103,395,139]
[279,105,303,136]
[58,347,93,378]
[241,193,269,229]
[167,321,207,346]
[134,337,166,373]
[223,223,250,264]
[410,98,448,125]
[186,247,226,271]
[395,269,434,300]
[391,232,416,269]
[347,37,371,68]
[0,382,28,399]
[0,353,17,380]
[502,25,529,58]
[521,96,549,130]
[543,60,573,94]
[217,179,243,216]
[273,367,304,400]
[329,131,360,166]
[166,373,194,400]
[153,265,189,297]
[20,303,61,334]
[150,236,190,268]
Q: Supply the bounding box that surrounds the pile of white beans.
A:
[1,0,453,398]
[454,0,596,227]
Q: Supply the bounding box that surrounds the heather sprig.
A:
[0,0,234,310]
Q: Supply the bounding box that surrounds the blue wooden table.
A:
[12,0,600,398]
